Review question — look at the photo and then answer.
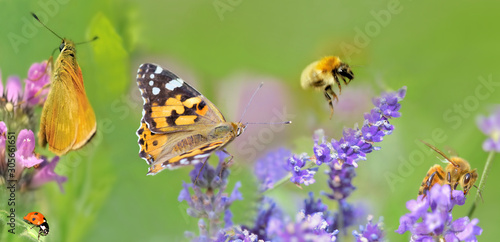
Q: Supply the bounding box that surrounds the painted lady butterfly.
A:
[136,63,246,175]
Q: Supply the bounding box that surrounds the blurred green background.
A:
[1,0,500,241]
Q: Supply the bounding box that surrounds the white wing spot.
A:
[154,66,163,74]
[165,79,183,91]
[194,154,210,159]
[180,159,189,165]
[149,80,154,86]
[150,74,155,79]
[152,87,160,95]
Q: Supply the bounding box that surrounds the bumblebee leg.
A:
[334,75,342,95]
[341,76,350,85]
[324,85,337,119]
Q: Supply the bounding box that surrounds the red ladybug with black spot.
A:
[24,212,49,240]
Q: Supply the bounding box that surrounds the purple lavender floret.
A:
[477,107,500,152]
[324,162,356,200]
[304,192,328,215]
[285,154,317,186]
[396,184,482,241]
[180,152,242,240]
[372,86,406,119]
[353,216,385,242]
[255,148,290,190]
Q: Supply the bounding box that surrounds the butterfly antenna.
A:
[31,13,63,40]
[75,36,99,45]
[238,82,263,123]
[246,121,292,125]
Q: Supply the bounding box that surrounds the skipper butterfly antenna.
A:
[31,13,63,40]
[75,36,99,45]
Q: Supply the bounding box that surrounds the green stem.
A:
[468,151,495,218]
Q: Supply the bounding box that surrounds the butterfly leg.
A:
[218,149,234,178]
[194,160,208,185]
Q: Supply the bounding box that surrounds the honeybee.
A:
[300,56,354,119]
[418,141,478,198]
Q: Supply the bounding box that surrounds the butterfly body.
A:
[136,63,245,175]
[38,39,96,155]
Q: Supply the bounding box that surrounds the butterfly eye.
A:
[463,173,471,184]
[59,42,65,52]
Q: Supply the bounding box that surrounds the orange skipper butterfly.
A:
[33,13,97,155]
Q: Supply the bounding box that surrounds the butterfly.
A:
[34,13,97,156]
[136,63,246,175]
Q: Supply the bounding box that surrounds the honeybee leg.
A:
[421,171,445,198]
[324,85,338,118]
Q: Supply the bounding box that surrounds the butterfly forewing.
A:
[136,63,225,133]
[136,63,244,175]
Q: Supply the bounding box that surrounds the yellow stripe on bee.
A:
[175,115,197,125]
[151,106,185,117]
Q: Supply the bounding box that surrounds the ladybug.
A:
[23,212,49,240]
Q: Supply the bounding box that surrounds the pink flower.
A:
[14,130,43,168]
[30,156,67,193]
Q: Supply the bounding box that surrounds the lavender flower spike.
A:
[285,154,317,186]
[396,184,482,241]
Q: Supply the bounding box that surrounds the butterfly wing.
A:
[38,39,96,155]
[137,63,226,133]
[70,64,97,149]
[39,63,78,156]
[136,63,235,174]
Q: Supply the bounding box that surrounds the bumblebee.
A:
[300,56,354,118]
